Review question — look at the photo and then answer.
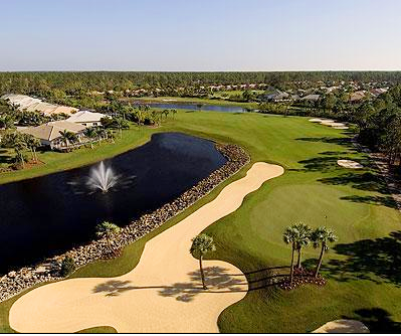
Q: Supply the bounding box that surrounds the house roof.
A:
[350,91,366,102]
[301,94,320,101]
[66,111,106,123]
[52,106,78,115]
[2,94,76,116]
[20,121,86,142]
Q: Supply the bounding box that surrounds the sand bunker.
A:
[337,160,364,169]
[309,118,349,130]
[313,319,369,333]
[10,162,284,333]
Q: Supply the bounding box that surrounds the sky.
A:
[0,0,400,71]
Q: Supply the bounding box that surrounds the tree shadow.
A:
[318,151,350,156]
[295,156,345,173]
[319,171,390,194]
[318,231,401,286]
[296,136,354,148]
[93,280,136,297]
[343,308,401,333]
[92,267,249,302]
[340,195,398,209]
[158,266,246,302]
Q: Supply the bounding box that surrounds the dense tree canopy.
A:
[0,71,400,97]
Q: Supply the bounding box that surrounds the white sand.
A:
[313,319,369,333]
[10,162,284,333]
[337,160,364,169]
[309,118,349,130]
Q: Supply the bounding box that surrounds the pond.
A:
[132,101,250,113]
[0,133,227,273]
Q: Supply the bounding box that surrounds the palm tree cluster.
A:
[1,131,41,169]
[283,223,338,286]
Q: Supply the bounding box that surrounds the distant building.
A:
[300,94,321,102]
[349,91,366,103]
[265,90,290,102]
[1,94,78,116]
[66,111,107,127]
[19,121,86,149]
[371,88,388,97]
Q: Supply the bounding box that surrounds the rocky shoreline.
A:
[0,143,250,303]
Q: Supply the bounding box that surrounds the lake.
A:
[0,133,226,273]
[132,101,250,113]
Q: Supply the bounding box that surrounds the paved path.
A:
[10,162,284,333]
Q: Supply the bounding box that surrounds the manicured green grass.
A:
[1,110,401,333]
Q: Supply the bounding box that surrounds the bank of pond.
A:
[0,133,227,273]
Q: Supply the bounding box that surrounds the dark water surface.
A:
[133,101,250,113]
[0,133,226,273]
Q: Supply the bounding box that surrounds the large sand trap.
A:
[313,319,369,333]
[337,160,364,169]
[10,162,284,333]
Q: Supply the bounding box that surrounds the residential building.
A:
[66,111,107,127]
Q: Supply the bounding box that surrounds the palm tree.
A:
[95,221,121,257]
[283,227,298,284]
[311,227,338,278]
[23,134,41,162]
[190,233,216,290]
[293,223,312,269]
[84,128,98,149]
[59,130,77,148]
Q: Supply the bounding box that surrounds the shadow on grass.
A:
[319,171,389,194]
[340,195,398,209]
[296,136,354,148]
[343,308,401,333]
[308,231,401,286]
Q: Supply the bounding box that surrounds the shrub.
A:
[60,256,76,277]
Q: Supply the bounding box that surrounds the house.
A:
[265,90,290,102]
[1,94,78,116]
[349,91,366,103]
[371,88,388,97]
[19,121,86,149]
[300,94,321,102]
[66,111,107,127]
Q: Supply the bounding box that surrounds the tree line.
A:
[354,85,401,167]
[1,71,400,97]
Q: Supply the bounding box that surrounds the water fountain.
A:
[87,161,119,193]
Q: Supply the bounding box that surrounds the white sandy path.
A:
[10,162,284,333]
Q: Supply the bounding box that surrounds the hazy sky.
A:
[1,0,400,71]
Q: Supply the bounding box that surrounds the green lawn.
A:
[1,110,401,333]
